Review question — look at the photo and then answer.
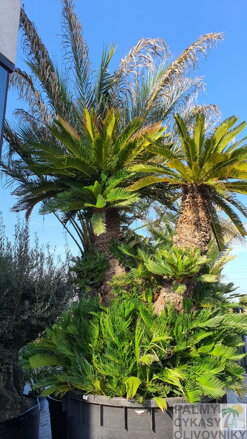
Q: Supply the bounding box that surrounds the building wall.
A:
[0,0,21,149]
[0,0,21,67]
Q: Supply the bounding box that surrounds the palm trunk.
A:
[92,209,125,303]
[0,364,27,422]
[174,184,212,254]
[154,185,211,314]
[153,279,196,315]
[153,281,182,315]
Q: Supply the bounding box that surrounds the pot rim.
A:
[65,391,187,408]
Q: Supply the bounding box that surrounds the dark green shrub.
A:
[0,219,76,421]
[71,250,108,294]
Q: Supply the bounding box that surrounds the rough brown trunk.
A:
[92,209,125,303]
[173,184,212,254]
[0,364,28,422]
[153,280,195,315]
[153,282,183,315]
[154,185,211,314]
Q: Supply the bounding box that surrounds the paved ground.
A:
[227,374,247,404]
[39,397,51,439]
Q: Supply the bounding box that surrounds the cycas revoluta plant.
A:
[113,228,236,312]
[0,219,76,422]
[2,1,222,272]
[24,297,247,410]
[3,109,166,298]
[128,113,247,254]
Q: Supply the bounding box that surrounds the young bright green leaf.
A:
[125,377,142,399]
[153,397,167,411]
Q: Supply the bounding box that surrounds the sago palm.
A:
[2,2,224,299]
[24,297,247,405]
[128,113,247,253]
[4,108,165,296]
[3,2,222,243]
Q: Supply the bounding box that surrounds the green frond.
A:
[29,353,67,368]
[196,375,225,399]
[113,118,144,152]
[105,188,137,203]
[127,176,168,192]
[217,121,247,153]
[103,108,116,138]
[91,211,106,235]
[224,181,247,195]
[175,113,197,164]
[127,163,178,177]
[94,45,116,116]
[209,205,225,251]
[146,143,177,160]
[193,113,205,157]
[212,193,247,237]
[212,116,238,148]
[83,109,98,141]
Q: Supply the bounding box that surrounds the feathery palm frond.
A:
[61,0,92,108]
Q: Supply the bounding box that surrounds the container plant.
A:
[0,220,76,438]
[25,294,247,438]
[3,1,247,438]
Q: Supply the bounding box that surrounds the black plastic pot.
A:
[47,395,67,439]
[63,392,186,439]
[0,397,39,439]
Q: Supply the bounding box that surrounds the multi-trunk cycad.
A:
[2,0,222,295]
[128,113,247,254]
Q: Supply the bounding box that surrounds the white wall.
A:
[0,0,20,65]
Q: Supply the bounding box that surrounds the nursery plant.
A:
[1,2,227,310]
[2,2,247,437]
[111,226,237,311]
[2,0,222,258]
[128,113,247,253]
[0,220,76,422]
[25,297,247,410]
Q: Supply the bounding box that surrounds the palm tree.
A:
[3,109,166,297]
[128,113,247,254]
[11,5,222,129]
[1,1,223,295]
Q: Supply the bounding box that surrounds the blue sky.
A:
[2,0,247,294]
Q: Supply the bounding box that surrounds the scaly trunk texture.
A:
[174,184,212,254]
[92,209,125,302]
[153,279,195,315]
[153,282,182,315]
[0,364,28,422]
[155,185,211,314]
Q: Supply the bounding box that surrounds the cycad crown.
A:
[128,114,247,251]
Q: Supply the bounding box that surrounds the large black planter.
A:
[63,392,186,439]
[47,395,67,439]
[0,397,39,439]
